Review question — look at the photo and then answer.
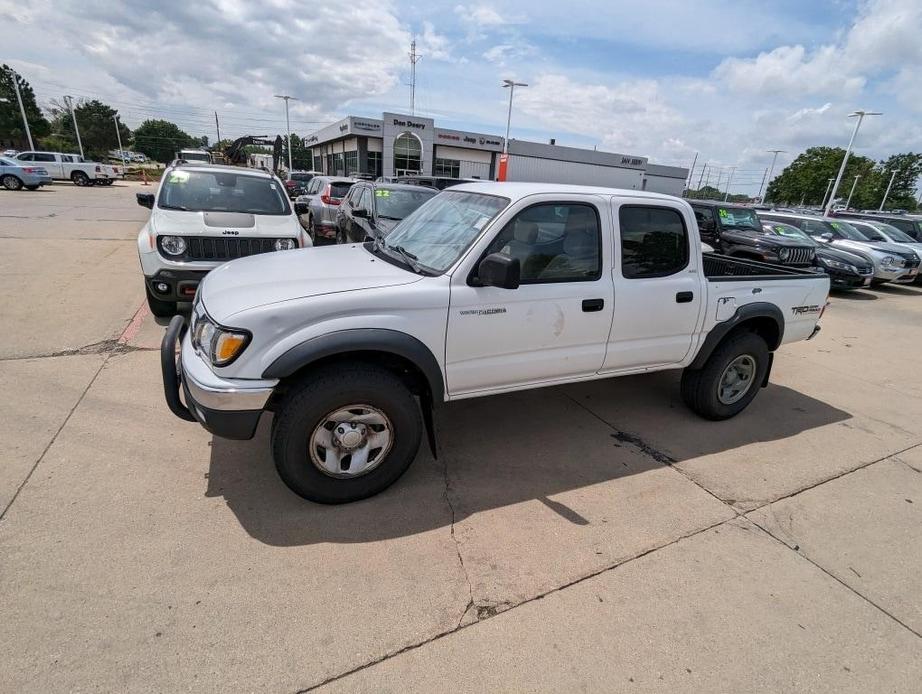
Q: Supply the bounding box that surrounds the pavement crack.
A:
[0,339,155,362]
[442,455,474,630]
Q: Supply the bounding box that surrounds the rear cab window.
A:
[619,206,690,278]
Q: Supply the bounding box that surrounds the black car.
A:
[690,201,815,267]
[831,210,922,241]
[336,182,437,244]
[760,221,874,290]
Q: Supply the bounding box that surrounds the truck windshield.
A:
[382,191,509,273]
[827,220,869,240]
[765,223,816,246]
[374,187,437,219]
[718,207,760,230]
[158,170,290,215]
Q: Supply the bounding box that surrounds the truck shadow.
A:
[206,370,852,547]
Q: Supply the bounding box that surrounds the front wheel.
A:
[681,331,770,420]
[272,364,423,503]
[1,174,23,191]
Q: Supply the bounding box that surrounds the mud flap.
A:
[421,392,438,459]
[761,352,774,388]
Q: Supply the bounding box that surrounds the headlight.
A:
[274,238,297,251]
[160,235,186,256]
[778,248,791,261]
[192,310,251,366]
[820,257,856,272]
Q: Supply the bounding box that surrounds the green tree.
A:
[0,65,51,149]
[766,147,880,207]
[873,153,922,212]
[281,133,313,171]
[47,98,131,160]
[132,119,195,163]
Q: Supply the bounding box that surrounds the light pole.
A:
[824,110,881,216]
[879,170,898,211]
[761,149,785,202]
[274,94,298,173]
[113,115,127,167]
[845,175,861,210]
[821,177,835,209]
[502,79,527,154]
[723,167,736,202]
[64,95,84,158]
[6,67,34,151]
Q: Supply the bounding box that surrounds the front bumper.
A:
[146,268,208,302]
[893,267,919,284]
[826,269,873,289]
[161,315,275,440]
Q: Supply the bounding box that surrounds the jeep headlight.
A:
[160,235,186,256]
[778,247,791,261]
[274,238,297,251]
[192,310,250,366]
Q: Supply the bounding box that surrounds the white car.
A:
[14,150,122,185]
[136,162,311,317]
[162,182,830,503]
[846,219,922,283]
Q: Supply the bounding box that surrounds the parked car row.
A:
[690,201,920,289]
[0,156,53,191]
[11,150,122,186]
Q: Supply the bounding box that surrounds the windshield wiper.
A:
[160,203,189,211]
[384,243,426,274]
[377,214,402,220]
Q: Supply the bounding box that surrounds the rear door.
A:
[601,200,703,371]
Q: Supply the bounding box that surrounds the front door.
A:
[446,199,614,395]
[601,201,703,371]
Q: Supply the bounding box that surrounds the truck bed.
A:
[703,254,824,281]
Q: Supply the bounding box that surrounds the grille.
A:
[782,247,814,266]
[159,236,285,261]
[900,254,920,269]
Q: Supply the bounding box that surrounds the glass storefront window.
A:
[434,158,460,177]
[394,132,422,173]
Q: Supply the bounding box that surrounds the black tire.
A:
[1,174,23,191]
[102,179,114,186]
[24,185,40,191]
[272,364,423,504]
[335,227,347,244]
[72,171,90,186]
[145,286,176,318]
[681,331,770,420]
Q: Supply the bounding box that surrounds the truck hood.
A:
[722,230,812,248]
[151,208,298,238]
[200,243,422,322]
[816,245,871,266]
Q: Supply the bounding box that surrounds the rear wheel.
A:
[272,364,423,503]
[1,174,23,191]
[71,171,90,186]
[681,331,769,420]
[145,286,176,318]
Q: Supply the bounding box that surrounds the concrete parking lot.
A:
[2,182,921,692]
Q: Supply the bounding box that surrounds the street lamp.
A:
[502,79,527,154]
[761,149,786,202]
[274,94,298,174]
[821,177,835,209]
[824,110,881,216]
[5,67,34,150]
[845,175,861,210]
[64,95,84,158]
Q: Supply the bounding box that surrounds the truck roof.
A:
[169,162,276,179]
[688,200,751,210]
[449,181,685,204]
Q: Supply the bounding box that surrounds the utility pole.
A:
[825,110,882,216]
[64,95,84,158]
[502,79,528,154]
[723,167,736,202]
[845,175,861,209]
[879,170,898,211]
[113,115,127,167]
[408,39,422,115]
[273,94,298,173]
[821,177,835,209]
[757,168,768,202]
[762,149,785,201]
[685,152,698,193]
[696,162,708,190]
[8,67,34,151]
[214,111,221,145]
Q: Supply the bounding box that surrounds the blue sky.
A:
[3,0,920,195]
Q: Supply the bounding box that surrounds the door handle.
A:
[582,298,604,312]
[676,291,694,303]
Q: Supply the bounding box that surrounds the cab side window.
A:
[61,155,74,163]
[484,203,602,283]
[360,188,373,213]
[619,206,689,278]
[802,219,839,238]
[34,153,56,162]
[692,206,715,231]
[17,153,35,161]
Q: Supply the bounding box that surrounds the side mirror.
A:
[820,232,834,242]
[352,207,369,219]
[294,201,308,215]
[478,253,520,289]
[136,193,154,209]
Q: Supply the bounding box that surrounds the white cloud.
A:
[418,21,452,61]
[453,4,510,27]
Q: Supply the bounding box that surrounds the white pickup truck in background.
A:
[161,182,831,503]
[14,151,123,186]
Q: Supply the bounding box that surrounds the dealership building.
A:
[302,112,688,196]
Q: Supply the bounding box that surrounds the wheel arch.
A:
[690,302,784,370]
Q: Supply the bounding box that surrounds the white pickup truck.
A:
[14,151,122,186]
[161,183,830,503]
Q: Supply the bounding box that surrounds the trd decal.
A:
[791,305,821,315]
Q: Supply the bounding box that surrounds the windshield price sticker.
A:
[375,189,391,197]
[168,171,190,184]
[718,209,729,219]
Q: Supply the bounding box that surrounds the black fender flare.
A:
[262,328,445,404]
[689,302,784,371]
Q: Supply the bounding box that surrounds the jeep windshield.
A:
[158,170,290,215]
[374,187,437,220]
[379,191,509,273]
[718,207,760,231]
